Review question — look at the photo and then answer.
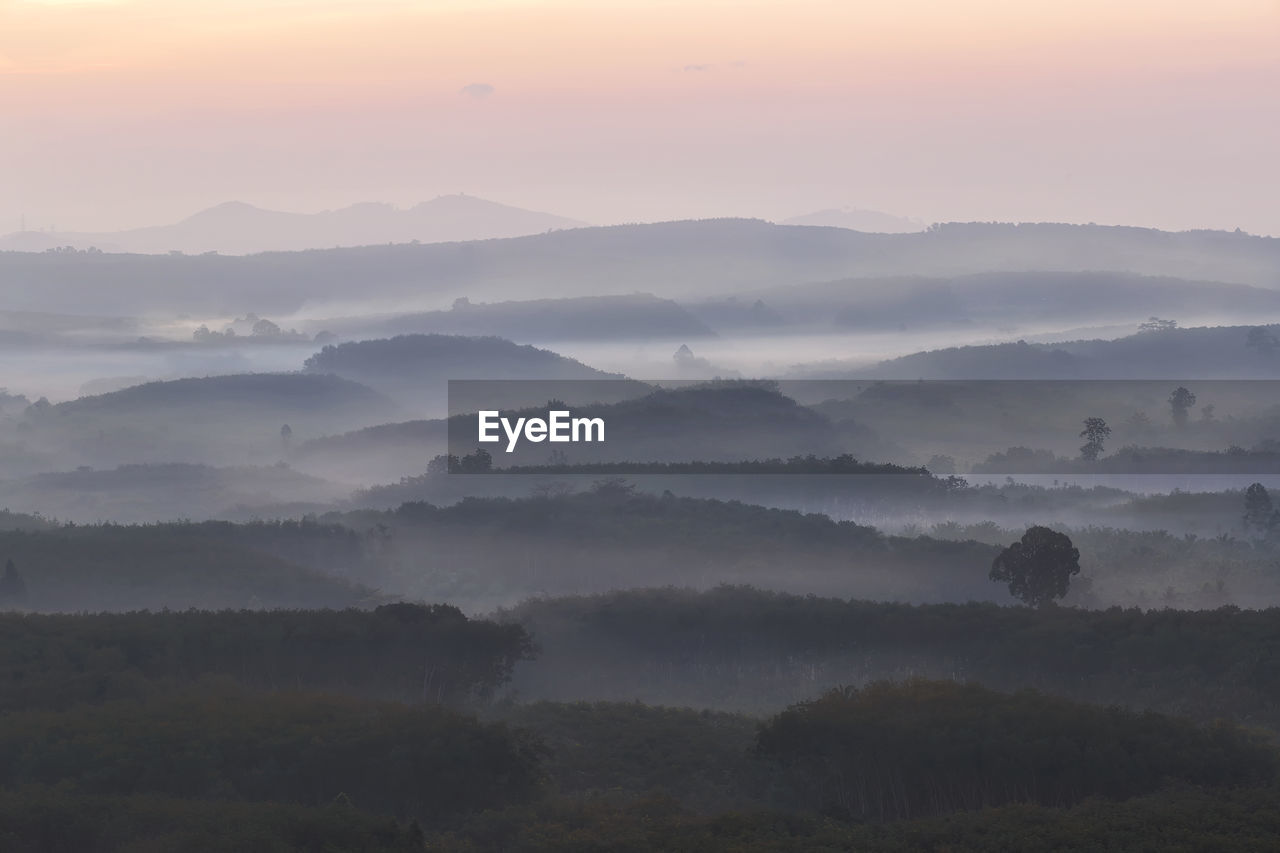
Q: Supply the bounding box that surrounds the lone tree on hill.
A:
[990,526,1080,607]
[1079,417,1111,462]
[1244,483,1278,534]
[1169,386,1196,429]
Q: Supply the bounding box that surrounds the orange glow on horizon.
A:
[2,0,1277,234]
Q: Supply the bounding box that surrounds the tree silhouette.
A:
[458,447,493,473]
[251,318,282,337]
[990,526,1080,607]
[1079,417,1111,462]
[0,559,27,601]
[1246,326,1278,357]
[1243,483,1278,534]
[427,453,459,474]
[1169,387,1196,429]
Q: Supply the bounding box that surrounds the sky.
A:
[2,0,1279,234]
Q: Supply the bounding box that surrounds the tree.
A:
[1169,387,1196,429]
[1243,483,1278,534]
[1079,417,1111,462]
[1246,326,1278,357]
[279,424,292,450]
[927,454,957,475]
[427,453,459,474]
[251,318,282,337]
[0,559,26,601]
[990,526,1080,607]
[458,447,493,473]
[590,477,637,499]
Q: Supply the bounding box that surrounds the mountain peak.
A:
[8,196,586,255]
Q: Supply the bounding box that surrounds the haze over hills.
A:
[3,373,402,474]
[301,334,631,415]
[333,294,716,343]
[291,382,898,485]
[691,272,1280,335]
[13,0,1280,847]
[798,324,1280,380]
[0,195,586,256]
[2,219,1277,318]
[0,463,349,525]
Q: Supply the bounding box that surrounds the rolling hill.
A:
[814,324,1280,380]
[301,334,634,413]
[3,220,1277,317]
[4,373,400,472]
[691,271,1280,334]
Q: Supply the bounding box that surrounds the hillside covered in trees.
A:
[3,598,1280,850]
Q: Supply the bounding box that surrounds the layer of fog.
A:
[0,342,319,403]
[520,325,1147,381]
[0,320,1169,406]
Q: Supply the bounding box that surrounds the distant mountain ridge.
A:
[3,219,1278,316]
[0,195,586,255]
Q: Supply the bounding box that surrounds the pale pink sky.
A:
[2,0,1278,234]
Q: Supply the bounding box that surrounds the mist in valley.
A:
[4,0,1280,843]
[6,234,1280,851]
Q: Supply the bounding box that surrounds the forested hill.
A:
[502,585,1280,722]
[2,373,401,474]
[694,271,1280,333]
[54,372,397,422]
[298,332,640,420]
[0,463,349,524]
[0,523,372,611]
[303,334,622,380]
[317,489,1004,610]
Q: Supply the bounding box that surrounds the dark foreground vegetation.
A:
[504,586,1280,724]
[1,600,1280,850]
[0,604,533,710]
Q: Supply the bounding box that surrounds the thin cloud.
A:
[459,82,495,99]
[682,64,710,72]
